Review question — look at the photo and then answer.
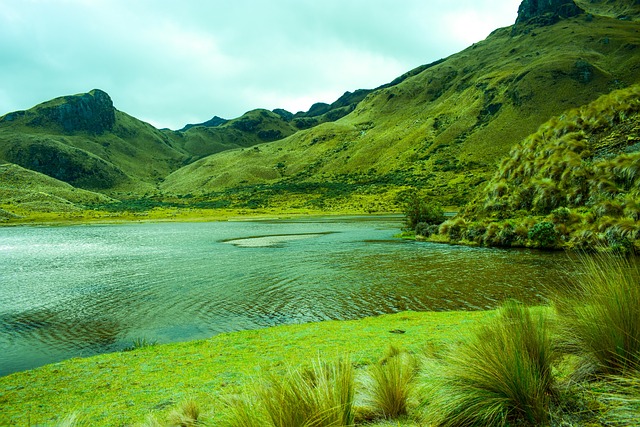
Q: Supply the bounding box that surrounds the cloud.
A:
[0,0,521,129]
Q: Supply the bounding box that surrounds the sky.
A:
[0,0,522,130]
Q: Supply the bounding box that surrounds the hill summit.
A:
[2,89,115,135]
[516,0,584,24]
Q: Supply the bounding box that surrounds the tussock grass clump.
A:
[254,358,355,427]
[592,372,640,426]
[53,413,80,427]
[137,399,202,427]
[421,301,556,426]
[166,399,201,426]
[555,253,640,377]
[221,395,268,427]
[363,346,419,420]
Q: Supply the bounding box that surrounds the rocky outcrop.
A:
[6,141,128,189]
[516,0,584,25]
[28,89,116,134]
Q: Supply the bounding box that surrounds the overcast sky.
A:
[0,0,522,130]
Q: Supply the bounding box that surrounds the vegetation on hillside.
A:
[160,12,640,214]
[412,84,640,251]
[2,2,639,221]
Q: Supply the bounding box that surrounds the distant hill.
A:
[1,0,640,219]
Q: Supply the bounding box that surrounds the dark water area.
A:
[0,216,573,376]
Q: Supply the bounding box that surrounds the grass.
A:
[420,301,556,426]
[554,253,640,377]
[363,347,418,420]
[257,358,355,427]
[0,310,486,426]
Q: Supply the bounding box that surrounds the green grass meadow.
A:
[0,311,487,426]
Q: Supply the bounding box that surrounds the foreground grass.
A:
[0,310,488,426]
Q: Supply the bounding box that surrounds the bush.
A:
[403,194,445,230]
[554,253,640,376]
[528,221,560,248]
[439,218,466,241]
[415,222,439,238]
[421,301,556,426]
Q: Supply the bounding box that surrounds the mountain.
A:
[0,89,190,193]
[1,0,640,219]
[160,2,640,211]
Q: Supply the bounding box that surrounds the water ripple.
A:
[0,219,574,376]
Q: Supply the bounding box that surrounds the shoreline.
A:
[0,309,491,426]
[0,207,404,227]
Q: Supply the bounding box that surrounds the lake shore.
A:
[0,310,490,426]
[0,206,403,227]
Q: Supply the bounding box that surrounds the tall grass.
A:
[257,358,355,427]
[221,395,267,427]
[364,346,418,419]
[421,301,556,426]
[554,253,640,376]
[593,372,640,426]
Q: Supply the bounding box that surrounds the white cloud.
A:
[0,0,523,129]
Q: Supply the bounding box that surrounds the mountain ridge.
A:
[1,0,640,219]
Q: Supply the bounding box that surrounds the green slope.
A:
[425,84,640,251]
[0,162,115,220]
[2,1,640,219]
[160,11,640,212]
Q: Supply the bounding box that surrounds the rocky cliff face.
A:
[26,89,116,134]
[516,0,584,25]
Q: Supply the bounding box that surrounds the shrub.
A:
[463,222,486,244]
[551,207,572,223]
[364,346,418,419]
[496,223,517,247]
[403,193,445,230]
[421,301,556,426]
[414,222,439,238]
[554,253,640,376]
[439,217,466,241]
[528,221,560,248]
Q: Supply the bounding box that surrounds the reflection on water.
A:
[0,217,573,375]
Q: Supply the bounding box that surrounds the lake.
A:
[0,216,573,376]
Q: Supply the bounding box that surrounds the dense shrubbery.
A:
[403,192,445,231]
[415,84,640,252]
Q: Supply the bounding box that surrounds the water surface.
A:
[0,217,572,376]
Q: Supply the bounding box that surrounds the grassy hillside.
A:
[0,163,115,220]
[161,12,640,213]
[2,2,640,221]
[417,84,640,251]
